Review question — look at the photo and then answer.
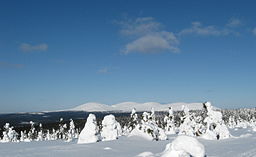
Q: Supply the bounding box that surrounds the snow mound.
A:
[136,151,154,157]
[161,136,205,157]
[71,102,203,112]
[128,127,155,141]
[103,147,112,150]
[77,114,99,144]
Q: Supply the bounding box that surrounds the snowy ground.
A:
[1,128,256,157]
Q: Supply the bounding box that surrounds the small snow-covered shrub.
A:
[161,135,205,157]
[78,114,99,144]
[1,131,9,143]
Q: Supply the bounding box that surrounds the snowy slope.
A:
[72,102,113,112]
[71,102,203,112]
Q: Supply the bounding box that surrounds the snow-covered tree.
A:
[101,114,121,141]
[37,123,44,141]
[8,127,18,142]
[178,105,197,136]
[69,119,76,137]
[1,123,18,142]
[37,130,43,141]
[228,116,236,128]
[201,102,231,140]
[45,130,52,141]
[51,128,58,140]
[129,111,167,141]
[164,107,176,134]
[128,108,138,131]
[28,121,36,141]
[66,119,76,142]
[58,118,67,140]
[150,107,156,122]
[1,123,10,142]
[20,131,25,142]
[1,131,9,143]
[77,114,99,144]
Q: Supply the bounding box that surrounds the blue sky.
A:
[0,0,256,113]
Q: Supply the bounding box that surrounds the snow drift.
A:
[161,135,205,157]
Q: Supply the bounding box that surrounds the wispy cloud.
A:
[253,27,256,36]
[97,66,119,74]
[226,17,242,27]
[50,59,65,64]
[179,22,234,36]
[118,17,179,54]
[98,67,109,74]
[19,43,48,53]
[0,62,24,69]
[119,17,162,36]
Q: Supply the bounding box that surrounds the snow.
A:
[1,128,256,157]
[71,102,203,112]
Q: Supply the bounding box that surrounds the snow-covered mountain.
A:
[71,102,203,112]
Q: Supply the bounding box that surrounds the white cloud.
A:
[179,22,232,36]
[118,17,179,54]
[226,18,242,27]
[20,43,48,52]
[253,27,256,36]
[123,32,179,54]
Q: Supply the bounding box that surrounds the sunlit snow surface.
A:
[1,128,256,157]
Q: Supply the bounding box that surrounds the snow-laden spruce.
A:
[201,101,231,140]
[78,114,99,144]
[161,135,205,157]
[101,114,121,141]
[67,119,78,142]
[1,123,19,143]
[129,108,138,131]
[178,105,197,136]
[164,107,176,135]
[129,108,167,141]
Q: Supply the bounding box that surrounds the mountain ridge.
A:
[71,102,204,112]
